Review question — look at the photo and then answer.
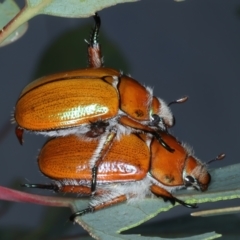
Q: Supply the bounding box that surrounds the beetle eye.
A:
[151,114,160,125]
[184,176,195,186]
[150,114,163,127]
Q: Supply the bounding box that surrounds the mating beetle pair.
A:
[14,14,223,220]
[13,14,186,194]
[23,132,224,220]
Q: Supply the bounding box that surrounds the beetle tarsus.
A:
[69,206,94,221]
[160,195,198,208]
[91,166,98,194]
[87,13,103,68]
[21,183,59,191]
[90,13,101,47]
[153,132,175,152]
[174,197,198,208]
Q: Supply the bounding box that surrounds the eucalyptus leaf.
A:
[0,0,28,47]
[27,0,138,18]
[68,164,240,240]
[0,0,136,45]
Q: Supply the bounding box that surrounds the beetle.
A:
[22,132,224,221]
[13,14,188,148]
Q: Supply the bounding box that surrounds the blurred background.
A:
[0,0,240,239]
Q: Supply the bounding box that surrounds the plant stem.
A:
[0,0,52,45]
[0,186,72,208]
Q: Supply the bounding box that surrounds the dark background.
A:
[0,0,240,239]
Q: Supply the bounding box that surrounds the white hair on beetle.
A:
[88,132,112,169]
[89,177,153,207]
[181,142,195,156]
[145,86,154,108]
[111,76,119,89]
[157,97,173,127]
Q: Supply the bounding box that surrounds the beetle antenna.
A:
[207,153,225,165]
[168,96,188,106]
[87,13,103,68]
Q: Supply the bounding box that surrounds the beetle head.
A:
[150,97,174,130]
[183,156,211,192]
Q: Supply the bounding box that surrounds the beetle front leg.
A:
[89,130,117,193]
[150,184,198,208]
[69,194,127,221]
[119,116,174,152]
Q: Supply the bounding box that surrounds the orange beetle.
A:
[23,132,224,221]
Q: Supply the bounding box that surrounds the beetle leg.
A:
[69,194,127,221]
[87,13,103,68]
[90,130,117,193]
[151,131,174,153]
[119,116,174,152]
[21,183,59,191]
[15,126,24,145]
[150,184,198,208]
[22,183,92,195]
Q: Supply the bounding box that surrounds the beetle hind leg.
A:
[89,130,117,193]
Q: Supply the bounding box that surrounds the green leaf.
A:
[27,0,138,18]
[0,0,136,45]
[69,164,240,239]
[0,0,28,47]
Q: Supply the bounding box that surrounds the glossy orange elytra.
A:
[23,132,224,221]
